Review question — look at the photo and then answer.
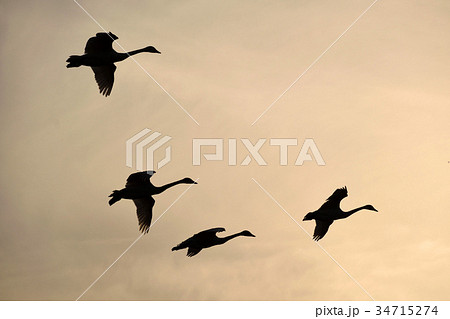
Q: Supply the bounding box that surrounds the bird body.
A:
[172,228,255,257]
[303,186,377,241]
[66,32,160,96]
[67,51,127,67]
[108,171,197,233]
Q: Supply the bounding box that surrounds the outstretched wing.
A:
[132,196,155,234]
[313,220,333,241]
[126,171,155,188]
[175,228,225,246]
[187,247,202,257]
[85,32,117,54]
[91,65,116,96]
[319,186,348,210]
[191,227,225,240]
[195,227,226,236]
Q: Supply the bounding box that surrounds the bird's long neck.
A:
[114,48,147,62]
[219,232,243,244]
[126,48,149,56]
[152,179,186,195]
[340,205,370,219]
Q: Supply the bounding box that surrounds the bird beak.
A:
[156,50,161,54]
[193,181,198,184]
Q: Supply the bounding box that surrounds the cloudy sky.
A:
[0,0,449,300]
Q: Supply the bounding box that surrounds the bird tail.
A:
[171,242,188,251]
[108,190,122,206]
[66,55,82,68]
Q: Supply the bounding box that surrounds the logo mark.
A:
[126,129,172,171]
[192,138,325,166]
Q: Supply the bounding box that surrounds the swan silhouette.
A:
[303,186,378,241]
[172,227,256,257]
[66,32,160,96]
[108,171,197,234]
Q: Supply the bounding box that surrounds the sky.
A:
[0,0,449,300]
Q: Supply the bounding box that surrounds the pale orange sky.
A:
[0,0,449,300]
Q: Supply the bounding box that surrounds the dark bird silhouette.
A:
[303,186,378,241]
[108,171,197,234]
[66,32,160,96]
[172,227,256,257]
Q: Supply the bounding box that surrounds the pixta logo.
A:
[126,129,172,171]
[192,138,325,166]
[126,130,325,169]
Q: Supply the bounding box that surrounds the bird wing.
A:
[313,220,333,241]
[319,186,348,210]
[85,32,117,54]
[125,171,155,188]
[91,65,116,97]
[187,247,202,257]
[196,227,226,236]
[132,196,155,234]
[191,227,226,241]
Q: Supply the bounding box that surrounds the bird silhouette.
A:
[303,186,378,241]
[172,227,256,257]
[108,171,197,233]
[66,32,160,96]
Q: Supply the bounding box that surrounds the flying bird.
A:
[66,32,160,96]
[172,227,256,257]
[108,171,197,233]
[303,186,378,241]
